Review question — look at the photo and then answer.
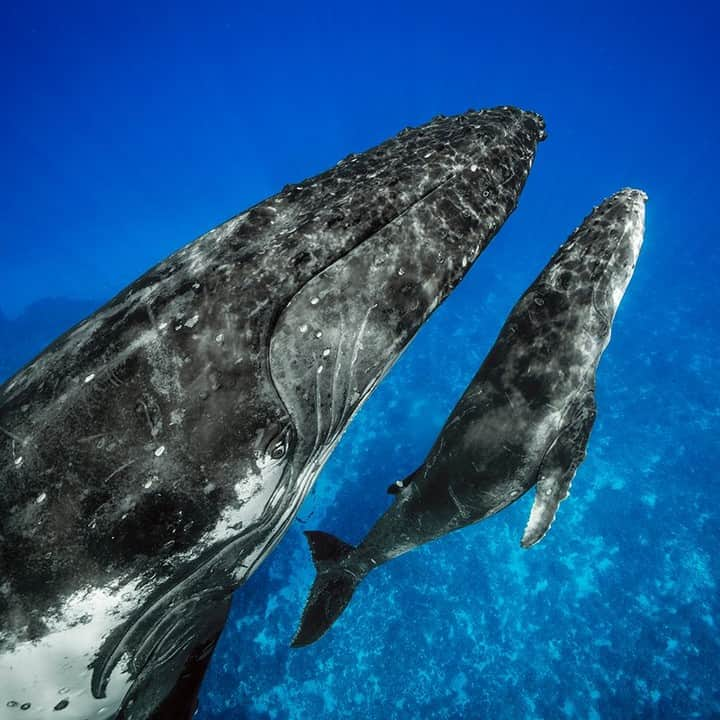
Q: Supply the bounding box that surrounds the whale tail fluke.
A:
[305,530,354,566]
[291,530,363,647]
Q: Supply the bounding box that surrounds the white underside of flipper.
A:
[520,474,574,548]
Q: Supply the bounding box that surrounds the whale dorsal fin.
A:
[387,477,411,495]
[521,390,597,548]
[387,468,419,495]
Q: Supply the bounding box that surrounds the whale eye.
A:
[264,423,294,463]
[270,439,287,460]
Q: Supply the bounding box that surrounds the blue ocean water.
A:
[1,2,718,718]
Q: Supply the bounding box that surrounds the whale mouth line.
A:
[89,489,296,701]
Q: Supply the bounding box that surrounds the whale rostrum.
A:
[0,107,546,719]
[292,188,647,648]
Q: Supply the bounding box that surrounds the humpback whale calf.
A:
[0,107,546,719]
[292,188,647,647]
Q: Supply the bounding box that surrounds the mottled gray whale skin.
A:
[292,188,646,647]
[0,107,546,719]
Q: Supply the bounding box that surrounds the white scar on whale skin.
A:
[0,580,151,720]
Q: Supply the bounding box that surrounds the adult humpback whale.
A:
[0,107,546,719]
[292,188,647,647]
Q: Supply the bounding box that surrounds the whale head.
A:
[269,107,547,506]
[0,107,546,720]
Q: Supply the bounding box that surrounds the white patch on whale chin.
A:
[0,580,152,720]
[164,458,297,587]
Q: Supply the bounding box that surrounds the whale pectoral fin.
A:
[520,472,573,549]
[144,628,224,720]
[115,593,232,720]
[521,392,597,548]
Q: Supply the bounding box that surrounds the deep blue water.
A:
[2,1,718,718]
